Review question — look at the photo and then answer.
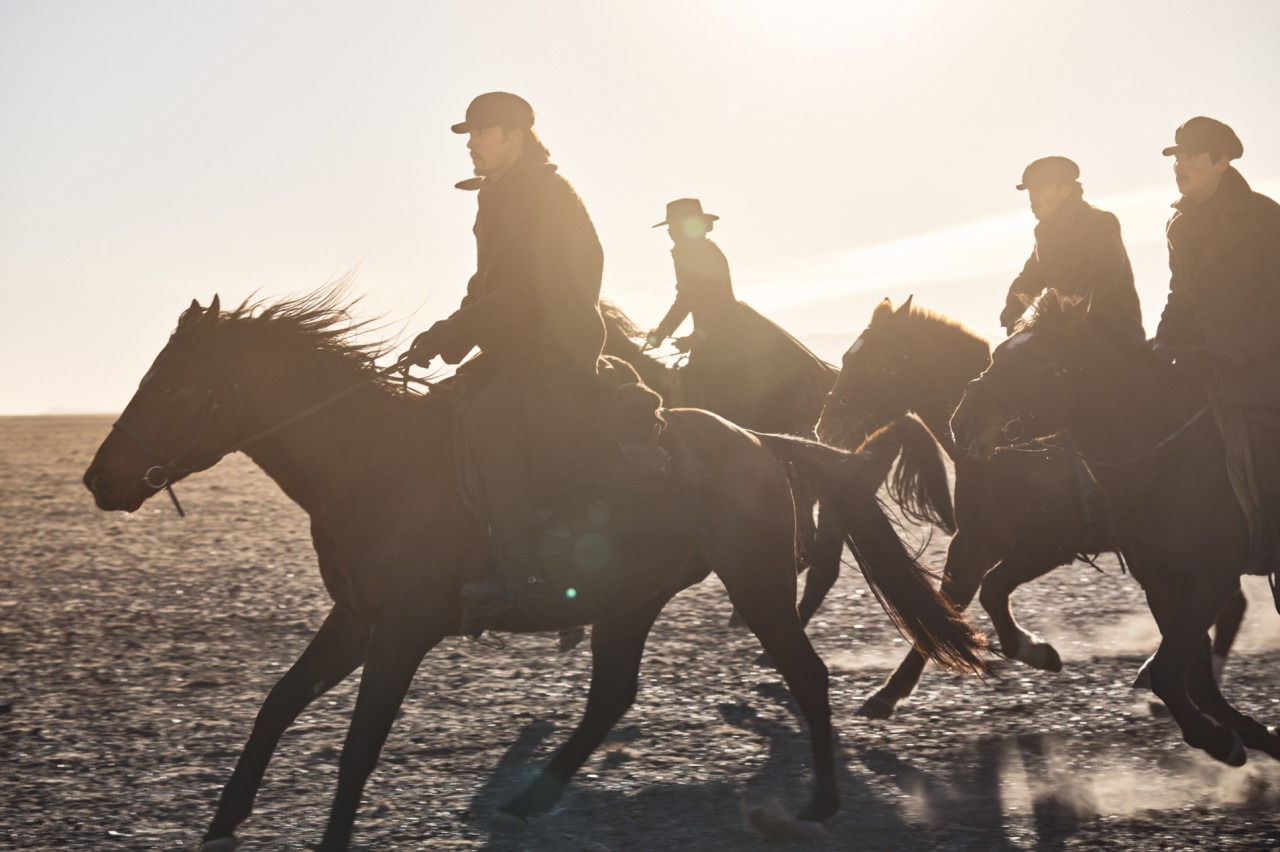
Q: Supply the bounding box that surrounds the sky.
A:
[2,0,1278,414]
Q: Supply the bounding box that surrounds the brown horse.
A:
[82,291,985,851]
[601,300,955,627]
[950,291,1277,766]
[816,296,1245,718]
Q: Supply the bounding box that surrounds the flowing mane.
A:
[878,302,991,365]
[172,285,415,397]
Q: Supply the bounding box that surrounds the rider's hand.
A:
[407,320,453,368]
[999,306,1022,335]
[1150,339,1180,367]
[644,330,663,350]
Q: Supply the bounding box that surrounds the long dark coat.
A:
[432,156,608,539]
[1002,196,1144,345]
[1157,167,1280,421]
[439,157,605,374]
[655,238,835,435]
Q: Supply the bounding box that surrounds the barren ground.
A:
[3,415,1280,851]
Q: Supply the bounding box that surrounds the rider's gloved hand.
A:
[1150,339,1180,367]
[999,305,1023,336]
[644,330,663,350]
[406,320,454,368]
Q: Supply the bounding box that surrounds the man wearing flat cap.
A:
[404,93,662,616]
[999,156,1144,344]
[1152,116,1280,570]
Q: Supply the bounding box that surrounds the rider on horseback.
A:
[644,199,833,435]
[405,93,665,618]
[1000,156,1145,345]
[1151,117,1280,578]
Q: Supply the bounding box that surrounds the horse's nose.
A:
[951,415,979,454]
[83,465,102,496]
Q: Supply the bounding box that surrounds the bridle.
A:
[968,351,1212,468]
[826,325,908,410]
[111,350,415,517]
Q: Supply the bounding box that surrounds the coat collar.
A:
[1174,167,1252,275]
[454,157,558,192]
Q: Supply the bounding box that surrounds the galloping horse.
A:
[601,301,954,627]
[951,291,1277,766]
[83,291,985,851]
[817,296,1247,718]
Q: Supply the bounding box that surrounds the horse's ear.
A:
[871,297,894,323]
[177,299,204,329]
[199,294,222,326]
[895,295,914,317]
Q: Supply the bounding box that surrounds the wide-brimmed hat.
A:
[1016,156,1080,191]
[451,92,534,134]
[1162,116,1243,159]
[653,198,719,228]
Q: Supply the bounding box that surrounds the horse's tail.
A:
[859,416,956,535]
[753,431,987,675]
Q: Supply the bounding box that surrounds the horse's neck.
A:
[1069,344,1206,465]
[236,372,447,519]
[907,325,989,461]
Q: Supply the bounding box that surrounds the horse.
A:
[600,300,955,628]
[815,296,1246,718]
[82,290,986,851]
[949,290,1278,767]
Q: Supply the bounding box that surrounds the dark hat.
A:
[1162,116,1243,159]
[451,92,535,134]
[1016,156,1080,191]
[652,198,719,228]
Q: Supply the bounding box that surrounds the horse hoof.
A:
[1225,732,1247,767]
[856,695,896,720]
[490,809,530,833]
[1027,643,1062,673]
[200,838,240,852]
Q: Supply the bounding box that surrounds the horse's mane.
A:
[599,299,644,339]
[872,300,991,365]
[173,283,414,396]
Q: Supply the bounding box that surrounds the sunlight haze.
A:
[2,0,1278,413]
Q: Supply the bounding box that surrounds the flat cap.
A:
[1162,116,1243,159]
[451,92,534,134]
[1016,156,1080,191]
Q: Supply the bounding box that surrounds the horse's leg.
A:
[499,589,677,824]
[1183,630,1280,759]
[1210,587,1246,683]
[316,612,444,852]
[1144,585,1247,766]
[722,560,837,822]
[977,550,1064,672]
[797,501,845,627]
[858,529,992,719]
[201,604,369,850]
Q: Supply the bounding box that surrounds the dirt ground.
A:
[3,414,1280,851]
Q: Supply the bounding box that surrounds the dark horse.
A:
[601,301,955,628]
[951,291,1277,766]
[82,292,985,851]
[815,296,1246,717]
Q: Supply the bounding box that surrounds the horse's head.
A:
[950,291,1084,459]
[817,296,917,448]
[84,296,245,511]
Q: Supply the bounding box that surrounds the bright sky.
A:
[2,0,1278,414]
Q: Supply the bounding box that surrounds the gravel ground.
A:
[3,415,1280,851]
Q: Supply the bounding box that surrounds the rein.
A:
[112,354,417,517]
[999,401,1213,468]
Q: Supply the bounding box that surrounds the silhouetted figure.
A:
[645,199,833,434]
[405,93,663,619]
[1000,156,1144,344]
[1152,116,1280,578]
